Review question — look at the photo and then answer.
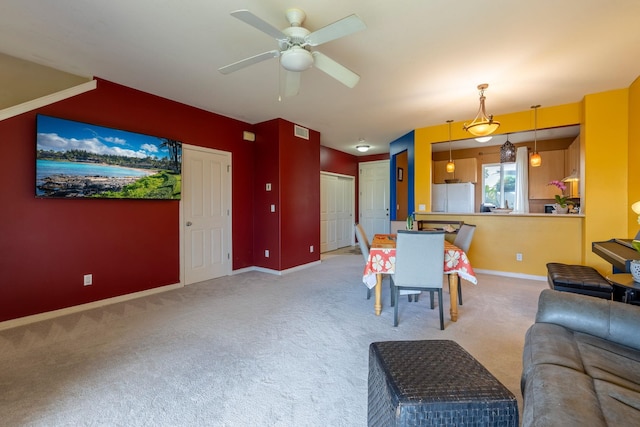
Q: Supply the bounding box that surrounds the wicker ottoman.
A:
[368,340,518,427]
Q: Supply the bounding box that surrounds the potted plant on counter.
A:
[547,180,571,214]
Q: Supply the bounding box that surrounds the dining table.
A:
[362,233,477,321]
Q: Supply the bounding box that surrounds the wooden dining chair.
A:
[391,230,446,329]
[452,224,476,305]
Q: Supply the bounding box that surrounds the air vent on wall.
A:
[294,124,309,140]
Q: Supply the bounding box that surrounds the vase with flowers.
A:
[547,180,570,213]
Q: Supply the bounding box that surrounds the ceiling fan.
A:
[218,8,366,97]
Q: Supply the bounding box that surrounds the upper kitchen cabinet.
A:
[433,158,477,183]
[529,149,566,199]
[565,136,580,197]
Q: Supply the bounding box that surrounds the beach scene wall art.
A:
[36,115,182,199]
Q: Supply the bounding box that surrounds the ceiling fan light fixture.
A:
[280,47,313,71]
[463,83,501,137]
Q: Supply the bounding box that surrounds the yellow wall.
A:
[413,87,638,277]
[414,103,582,212]
[583,89,629,272]
[628,76,640,237]
[415,213,583,275]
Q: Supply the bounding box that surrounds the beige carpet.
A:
[0,252,546,426]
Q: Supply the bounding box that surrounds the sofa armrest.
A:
[536,289,640,351]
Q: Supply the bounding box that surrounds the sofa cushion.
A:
[535,289,640,351]
[594,379,640,426]
[521,323,584,390]
[522,364,606,427]
[576,332,640,393]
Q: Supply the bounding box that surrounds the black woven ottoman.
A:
[368,340,518,427]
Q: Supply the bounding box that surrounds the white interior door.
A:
[320,172,355,253]
[182,145,231,284]
[359,160,390,239]
[336,176,354,248]
[320,174,338,253]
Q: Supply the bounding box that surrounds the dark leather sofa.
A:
[521,289,640,426]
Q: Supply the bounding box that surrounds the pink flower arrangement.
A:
[547,180,569,207]
[547,180,566,192]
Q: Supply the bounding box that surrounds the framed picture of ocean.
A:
[36,115,182,199]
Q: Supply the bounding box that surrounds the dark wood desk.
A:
[606,273,640,304]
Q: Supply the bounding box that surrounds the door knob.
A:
[186,221,192,226]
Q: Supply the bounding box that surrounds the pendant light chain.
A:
[530,105,542,167]
[446,120,455,173]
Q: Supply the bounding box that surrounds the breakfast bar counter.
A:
[413,212,584,277]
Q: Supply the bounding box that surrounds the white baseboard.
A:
[473,268,546,282]
[0,282,183,331]
[234,260,322,276]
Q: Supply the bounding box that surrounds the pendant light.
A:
[530,105,542,167]
[500,134,516,163]
[446,120,455,173]
[463,83,500,137]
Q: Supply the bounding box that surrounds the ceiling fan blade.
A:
[230,9,288,42]
[282,70,301,97]
[311,51,360,88]
[305,14,366,46]
[218,50,280,74]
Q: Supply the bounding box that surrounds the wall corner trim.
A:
[0,79,98,122]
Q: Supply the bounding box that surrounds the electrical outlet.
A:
[516,253,523,262]
[265,249,269,258]
[310,245,314,253]
[266,183,271,191]
[270,204,276,212]
[83,274,93,286]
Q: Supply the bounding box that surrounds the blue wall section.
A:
[389,131,415,220]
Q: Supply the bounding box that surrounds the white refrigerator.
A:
[432,183,475,213]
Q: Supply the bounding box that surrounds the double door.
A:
[320,173,354,252]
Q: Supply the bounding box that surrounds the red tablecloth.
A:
[362,234,477,288]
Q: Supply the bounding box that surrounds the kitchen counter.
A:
[415,211,584,218]
[413,212,584,277]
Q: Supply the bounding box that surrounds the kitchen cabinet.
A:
[433,158,477,183]
[529,149,566,199]
[565,136,580,197]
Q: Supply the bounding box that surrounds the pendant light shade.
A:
[500,134,516,163]
[463,83,500,137]
[446,120,455,173]
[530,105,542,167]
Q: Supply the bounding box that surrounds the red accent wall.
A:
[320,146,389,223]
[0,79,255,322]
[253,119,320,270]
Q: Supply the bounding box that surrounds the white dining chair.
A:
[452,224,476,305]
[355,223,373,300]
[391,230,446,329]
[356,223,395,305]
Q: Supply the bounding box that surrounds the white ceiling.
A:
[1,1,638,156]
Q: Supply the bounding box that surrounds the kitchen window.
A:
[483,163,516,209]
